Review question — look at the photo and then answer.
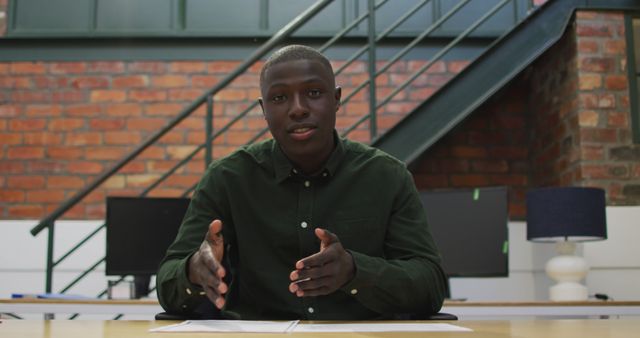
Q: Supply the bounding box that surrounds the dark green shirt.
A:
[157,136,447,320]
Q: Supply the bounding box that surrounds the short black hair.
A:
[260,45,334,88]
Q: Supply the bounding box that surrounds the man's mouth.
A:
[288,126,316,141]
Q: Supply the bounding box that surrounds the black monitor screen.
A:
[106,196,190,276]
[419,186,508,277]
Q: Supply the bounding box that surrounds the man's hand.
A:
[187,219,228,309]
[288,228,355,297]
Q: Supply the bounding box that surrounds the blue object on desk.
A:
[12,293,91,300]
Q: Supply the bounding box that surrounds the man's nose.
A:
[288,93,309,120]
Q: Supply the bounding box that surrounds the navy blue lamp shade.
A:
[526,187,607,242]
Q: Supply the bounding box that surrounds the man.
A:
[157,45,447,320]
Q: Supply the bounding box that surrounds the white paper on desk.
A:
[149,320,299,333]
[293,323,472,332]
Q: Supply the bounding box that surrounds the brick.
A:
[87,61,125,73]
[604,75,627,90]
[604,40,625,54]
[47,146,83,159]
[192,75,221,88]
[126,118,167,130]
[90,90,126,103]
[126,174,162,188]
[33,76,69,88]
[89,119,126,130]
[580,128,618,143]
[113,75,147,88]
[10,62,46,74]
[49,62,86,74]
[451,146,487,158]
[25,105,63,116]
[577,39,599,54]
[67,161,104,174]
[450,174,490,187]
[207,61,241,73]
[138,146,166,160]
[167,145,198,159]
[71,76,109,89]
[158,132,184,144]
[169,89,202,101]
[11,91,50,102]
[52,90,86,103]
[48,118,84,131]
[120,162,146,174]
[84,147,126,160]
[129,89,167,102]
[65,104,102,116]
[578,110,599,127]
[581,145,604,160]
[128,61,166,73]
[578,74,601,90]
[145,103,184,116]
[9,119,46,131]
[579,57,614,72]
[0,190,25,202]
[103,176,126,189]
[489,174,528,186]
[0,76,32,88]
[106,103,142,117]
[164,175,200,188]
[27,160,65,174]
[27,189,65,203]
[471,160,509,173]
[0,161,25,173]
[607,111,628,128]
[7,204,45,218]
[0,133,22,144]
[66,132,102,145]
[104,131,142,145]
[23,132,63,145]
[0,105,21,117]
[576,23,613,37]
[152,75,189,88]
[170,61,206,73]
[8,176,45,189]
[6,146,44,160]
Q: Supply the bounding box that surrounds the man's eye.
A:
[308,89,321,97]
[271,95,286,102]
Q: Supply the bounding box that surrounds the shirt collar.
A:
[272,130,345,183]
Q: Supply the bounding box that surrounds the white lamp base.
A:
[545,242,589,301]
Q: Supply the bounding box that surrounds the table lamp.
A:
[526,187,607,301]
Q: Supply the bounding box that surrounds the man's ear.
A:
[334,86,342,111]
[258,97,266,118]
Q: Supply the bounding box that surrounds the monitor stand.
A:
[134,274,151,299]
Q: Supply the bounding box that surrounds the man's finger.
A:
[207,219,223,243]
[314,228,338,248]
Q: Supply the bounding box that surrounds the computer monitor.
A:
[105,196,190,276]
[419,186,509,278]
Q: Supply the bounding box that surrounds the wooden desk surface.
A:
[1,319,639,338]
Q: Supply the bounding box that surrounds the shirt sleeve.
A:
[156,165,229,316]
[339,165,448,315]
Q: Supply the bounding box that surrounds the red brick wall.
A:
[411,10,640,219]
[529,11,640,205]
[0,58,466,219]
[411,80,531,219]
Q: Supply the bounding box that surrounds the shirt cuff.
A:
[175,253,209,313]
[339,250,379,297]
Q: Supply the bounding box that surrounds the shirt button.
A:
[182,304,188,309]
[350,289,358,295]
[185,288,192,295]
[322,172,328,177]
[300,221,308,229]
[293,168,298,174]
[304,180,310,187]
[307,307,314,314]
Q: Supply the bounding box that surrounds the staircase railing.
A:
[29,0,537,317]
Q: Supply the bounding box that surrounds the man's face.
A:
[259,59,341,165]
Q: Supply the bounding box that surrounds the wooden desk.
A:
[442,300,640,318]
[1,319,639,338]
[3,299,640,319]
[0,298,162,316]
